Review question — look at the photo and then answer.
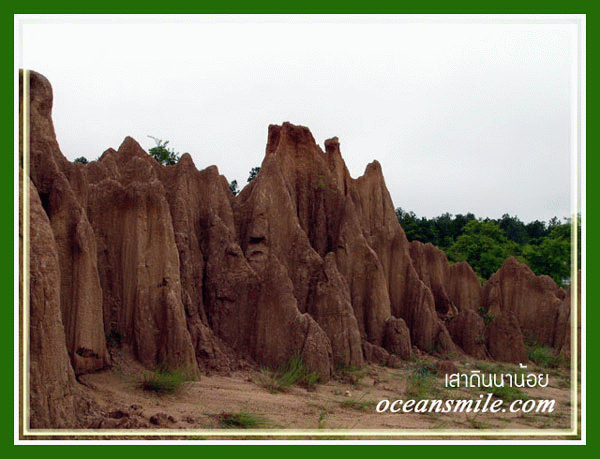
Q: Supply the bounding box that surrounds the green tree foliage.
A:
[229,179,239,196]
[229,166,261,196]
[524,219,547,244]
[497,213,528,244]
[395,208,577,286]
[522,233,570,287]
[247,166,261,182]
[73,156,88,164]
[395,208,475,249]
[148,136,180,165]
[447,220,520,281]
[434,212,477,249]
[522,218,579,288]
[433,212,455,248]
[396,208,436,244]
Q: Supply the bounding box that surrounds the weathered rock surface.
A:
[481,257,566,349]
[25,70,108,375]
[409,241,482,315]
[24,173,99,428]
[486,311,528,364]
[84,137,198,371]
[445,308,488,360]
[382,317,412,361]
[22,70,575,428]
[554,270,581,358]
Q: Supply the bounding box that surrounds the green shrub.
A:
[139,364,197,394]
[147,136,180,165]
[528,344,563,369]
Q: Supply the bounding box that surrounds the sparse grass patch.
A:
[317,411,327,429]
[258,354,321,393]
[490,384,527,403]
[431,419,451,429]
[217,411,269,429]
[138,364,198,394]
[339,394,378,411]
[557,374,571,389]
[405,360,441,399]
[411,359,438,378]
[465,412,490,429]
[405,374,435,399]
[515,410,539,425]
[333,361,366,386]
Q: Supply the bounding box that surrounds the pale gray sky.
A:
[17,15,583,223]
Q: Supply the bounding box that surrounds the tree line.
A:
[396,209,579,288]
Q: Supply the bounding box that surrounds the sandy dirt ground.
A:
[68,350,580,441]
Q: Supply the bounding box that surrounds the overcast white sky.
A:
[17,15,583,223]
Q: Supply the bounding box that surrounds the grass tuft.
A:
[405,359,440,399]
[138,364,197,394]
[339,394,378,411]
[259,354,321,393]
[218,411,268,429]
